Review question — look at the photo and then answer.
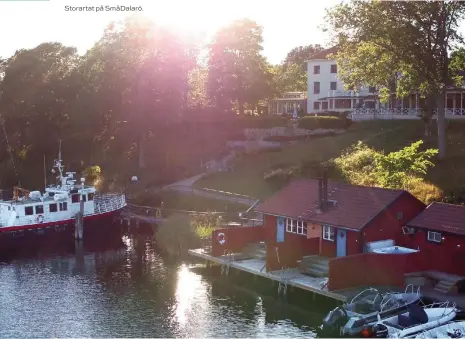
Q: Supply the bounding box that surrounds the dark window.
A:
[313,101,320,110]
[49,192,55,197]
[35,205,44,214]
[49,203,58,212]
[314,65,320,74]
[25,206,34,216]
[313,82,320,94]
[60,202,68,211]
[369,86,376,93]
[331,64,337,73]
[88,193,94,201]
[322,102,328,110]
[82,195,87,202]
[71,194,80,203]
[427,231,441,243]
[330,82,337,90]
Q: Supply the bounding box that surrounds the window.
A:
[49,203,58,213]
[313,101,320,110]
[369,86,376,93]
[330,82,337,91]
[35,205,44,214]
[427,231,442,243]
[286,219,307,235]
[322,102,328,110]
[314,65,320,74]
[60,202,67,211]
[330,64,337,73]
[25,206,34,216]
[313,82,320,94]
[323,225,335,241]
[88,193,94,201]
[71,194,80,203]
[82,195,87,202]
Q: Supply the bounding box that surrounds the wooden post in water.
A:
[75,178,85,240]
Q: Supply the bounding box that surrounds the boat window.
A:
[60,202,67,211]
[35,205,44,214]
[49,203,58,213]
[427,231,442,243]
[49,192,55,197]
[323,225,335,241]
[71,194,80,203]
[25,206,34,216]
[82,194,87,202]
[88,193,94,201]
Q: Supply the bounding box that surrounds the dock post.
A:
[75,178,85,240]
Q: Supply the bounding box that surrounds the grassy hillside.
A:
[194,120,465,203]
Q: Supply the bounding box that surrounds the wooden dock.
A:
[188,248,347,302]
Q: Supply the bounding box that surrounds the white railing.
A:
[353,107,465,116]
[94,193,126,214]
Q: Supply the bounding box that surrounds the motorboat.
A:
[370,301,458,338]
[320,285,422,336]
[415,321,465,338]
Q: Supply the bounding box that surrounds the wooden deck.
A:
[188,248,347,302]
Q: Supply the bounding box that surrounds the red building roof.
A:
[407,202,465,235]
[255,179,406,230]
[307,46,338,61]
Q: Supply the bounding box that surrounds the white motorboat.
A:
[370,302,458,338]
[415,321,465,338]
[320,285,422,336]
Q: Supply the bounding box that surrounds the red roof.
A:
[408,202,465,235]
[255,179,406,230]
[307,46,338,61]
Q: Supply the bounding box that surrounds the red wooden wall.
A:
[264,215,320,271]
[211,226,264,256]
[398,229,465,276]
[328,251,426,291]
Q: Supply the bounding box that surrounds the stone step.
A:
[434,286,450,294]
[305,267,328,278]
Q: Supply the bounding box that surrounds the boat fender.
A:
[217,232,226,245]
[36,215,44,224]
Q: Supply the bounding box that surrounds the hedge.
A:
[239,115,289,129]
[297,116,351,130]
[263,132,337,142]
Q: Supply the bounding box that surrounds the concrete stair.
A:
[298,255,329,277]
[243,242,266,260]
[434,280,456,294]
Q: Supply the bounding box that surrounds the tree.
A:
[326,0,465,159]
[282,44,323,72]
[207,19,273,114]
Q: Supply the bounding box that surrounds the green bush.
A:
[298,116,351,130]
[240,115,288,129]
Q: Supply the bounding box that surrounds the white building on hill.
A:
[306,46,465,120]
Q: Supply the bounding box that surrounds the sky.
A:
[0,0,342,65]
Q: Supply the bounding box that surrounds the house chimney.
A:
[318,177,323,209]
[322,170,328,206]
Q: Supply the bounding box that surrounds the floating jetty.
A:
[188,247,348,302]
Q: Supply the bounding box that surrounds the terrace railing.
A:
[94,193,126,214]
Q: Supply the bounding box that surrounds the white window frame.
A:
[323,225,335,241]
[286,219,307,236]
[427,231,442,243]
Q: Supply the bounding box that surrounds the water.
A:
[0,230,332,338]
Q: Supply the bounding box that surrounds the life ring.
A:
[217,232,226,245]
[36,215,44,224]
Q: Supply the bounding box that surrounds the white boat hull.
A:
[415,321,465,339]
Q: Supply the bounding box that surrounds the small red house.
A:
[399,202,465,277]
[255,175,426,271]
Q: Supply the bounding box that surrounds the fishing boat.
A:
[414,321,465,338]
[320,285,422,336]
[0,143,126,239]
[370,302,458,338]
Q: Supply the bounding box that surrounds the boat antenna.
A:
[59,139,62,162]
[44,153,47,190]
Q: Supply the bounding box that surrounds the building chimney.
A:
[318,177,323,209]
[322,170,328,206]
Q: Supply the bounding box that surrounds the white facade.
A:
[306,58,374,114]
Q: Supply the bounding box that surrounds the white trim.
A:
[286,218,307,236]
[427,231,442,243]
[323,224,335,241]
